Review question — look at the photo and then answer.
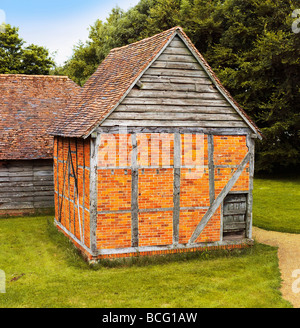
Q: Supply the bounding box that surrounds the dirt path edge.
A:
[253,226,300,308]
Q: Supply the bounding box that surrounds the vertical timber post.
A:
[246,135,255,239]
[56,137,60,221]
[90,133,100,255]
[68,140,71,230]
[82,140,86,243]
[208,134,219,240]
[173,133,181,245]
[131,133,139,247]
[208,134,215,206]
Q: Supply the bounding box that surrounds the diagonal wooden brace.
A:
[188,151,250,245]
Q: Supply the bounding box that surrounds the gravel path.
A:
[252,227,300,308]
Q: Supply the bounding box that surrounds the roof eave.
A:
[82,30,180,139]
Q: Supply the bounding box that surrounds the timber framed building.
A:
[50,27,262,261]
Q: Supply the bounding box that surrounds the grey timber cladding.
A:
[223,194,247,234]
[0,160,54,210]
[103,36,248,129]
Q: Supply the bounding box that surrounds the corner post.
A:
[131,133,139,247]
[246,135,255,239]
[89,132,100,255]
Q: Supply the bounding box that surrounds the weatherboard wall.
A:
[103,36,248,129]
[0,159,54,216]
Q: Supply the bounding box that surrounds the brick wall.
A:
[54,133,250,259]
[94,133,249,252]
[54,136,91,249]
[214,135,249,195]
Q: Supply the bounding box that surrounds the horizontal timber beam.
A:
[97,126,252,135]
[96,239,252,256]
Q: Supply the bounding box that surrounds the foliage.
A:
[205,0,300,173]
[57,0,300,172]
[0,24,55,75]
[58,1,155,85]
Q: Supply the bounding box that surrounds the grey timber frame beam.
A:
[173,133,181,245]
[82,141,86,243]
[89,133,101,254]
[97,126,252,135]
[188,151,250,245]
[68,139,71,230]
[208,134,215,205]
[55,219,97,257]
[131,133,139,247]
[58,137,69,223]
[56,137,60,220]
[246,135,255,239]
[96,238,251,257]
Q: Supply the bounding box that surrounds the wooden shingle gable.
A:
[173,33,262,138]
[50,27,261,139]
[101,32,261,138]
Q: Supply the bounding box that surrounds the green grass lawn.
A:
[253,176,300,233]
[0,216,291,308]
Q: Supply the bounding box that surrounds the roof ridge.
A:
[0,74,69,79]
[110,26,181,53]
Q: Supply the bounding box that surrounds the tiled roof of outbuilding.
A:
[0,74,80,160]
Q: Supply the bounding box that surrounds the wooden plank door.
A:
[223,194,247,240]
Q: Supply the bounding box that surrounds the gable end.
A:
[102,35,251,132]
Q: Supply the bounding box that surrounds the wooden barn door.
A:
[223,194,247,240]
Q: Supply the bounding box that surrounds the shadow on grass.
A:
[46,218,268,270]
[46,218,91,270]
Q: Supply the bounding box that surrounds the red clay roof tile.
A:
[0,74,80,160]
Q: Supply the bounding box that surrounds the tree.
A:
[59,1,155,85]
[0,24,55,75]
[204,0,300,172]
[144,0,181,35]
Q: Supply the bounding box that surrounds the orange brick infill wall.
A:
[54,136,91,249]
[214,135,249,195]
[94,133,250,252]
[54,133,251,259]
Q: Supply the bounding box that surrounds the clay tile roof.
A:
[0,74,81,160]
[50,26,261,138]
